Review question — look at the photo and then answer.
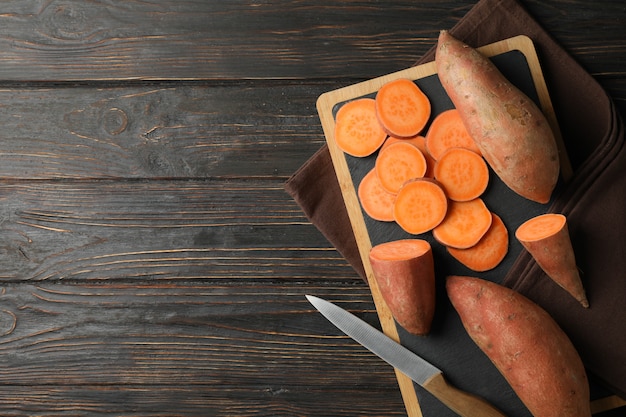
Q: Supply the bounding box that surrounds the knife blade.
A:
[306,295,507,417]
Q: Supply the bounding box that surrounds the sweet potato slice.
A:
[375,78,431,138]
[446,276,591,417]
[447,213,508,272]
[357,167,396,222]
[434,147,490,202]
[516,213,588,308]
[435,31,559,204]
[369,239,435,335]
[432,198,492,249]
[334,98,387,157]
[393,178,448,235]
[382,135,436,178]
[375,141,428,193]
[425,108,482,160]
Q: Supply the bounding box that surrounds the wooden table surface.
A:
[0,1,623,415]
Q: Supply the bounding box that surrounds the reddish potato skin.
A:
[516,214,588,308]
[369,240,436,335]
[446,276,591,417]
[435,31,559,204]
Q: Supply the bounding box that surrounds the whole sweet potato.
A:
[446,275,591,417]
[369,239,435,335]
[436,31,559,204]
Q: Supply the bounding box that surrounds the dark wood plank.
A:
[0,3,621,181]
[0,282,378,386]
[0,0,472,81]
[0,281,407,416]
[0,386,406,417]
[0,180,359,282]
[0,79,620,182]
[0,83,328,179]
[523,1,626,112]
[0,280,621,416]
[0,0,621,86]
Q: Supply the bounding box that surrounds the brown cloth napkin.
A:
[286,0,626,403]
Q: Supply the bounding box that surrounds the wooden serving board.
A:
[316,36,573,417]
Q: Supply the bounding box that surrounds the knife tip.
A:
[305,294,324,307]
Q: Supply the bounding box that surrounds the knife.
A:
[306,295,507,417]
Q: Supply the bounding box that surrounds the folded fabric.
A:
[285,0,626,407]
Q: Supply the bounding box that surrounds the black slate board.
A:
[317,37,568,417]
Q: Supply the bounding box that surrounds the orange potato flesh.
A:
[375,141,428,193]
[432,198,492,249]
[357,168,397,222]
[447,213,508,272]
[434,147,490,201]
[375,78,431,138]
[334,98,387,157]
[393,178,448,235]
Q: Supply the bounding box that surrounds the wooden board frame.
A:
[316,35,571,416]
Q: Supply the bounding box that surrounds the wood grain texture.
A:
[0,0,471,81]
[0,0,622,416]
[0,83,327,179]
[0,0,620,89]
[0,282,405,416]
[0,180,360,282]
